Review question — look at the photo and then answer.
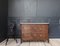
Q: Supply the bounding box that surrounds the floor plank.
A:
[7,39,16,46]
[50,39,60,46]
[44,42,52,46]
[0,39,60,46]
[16,39,21,46]
[30,42,39,46]
[20,42,30,46]
[38,42,45,46]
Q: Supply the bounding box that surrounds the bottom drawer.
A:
[22,33,33,40]
[22,33,48,41]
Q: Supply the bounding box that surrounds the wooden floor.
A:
[0,38,60,46]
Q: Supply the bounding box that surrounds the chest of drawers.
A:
[20,23,49,43]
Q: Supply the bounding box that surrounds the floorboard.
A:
[20,42,30,46]
[44,42,52,46]
[38,42,45,46]
[50,39,60,46]
[30,42,39,46]
[0,38,60,46]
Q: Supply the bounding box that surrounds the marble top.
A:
[20,23,49,24]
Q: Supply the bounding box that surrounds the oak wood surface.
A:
[20,24,49,42]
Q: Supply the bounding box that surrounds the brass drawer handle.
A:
[33,34,37,36]
[39,28,42,30]
[39,34,42,37]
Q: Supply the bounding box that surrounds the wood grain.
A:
[20,24,49,42]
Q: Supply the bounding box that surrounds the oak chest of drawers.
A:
[20,23,49,42]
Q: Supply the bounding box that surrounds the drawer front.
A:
[21,24,48,33]
[31,33,43,40]
[22,33,33,40]
[22,33,48,41]
[21,24,31,33]
[31,24,48,33]
[31,33,48,40]
[43,33,48,40]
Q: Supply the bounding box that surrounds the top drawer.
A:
[31,24,48,33]
[20,24,31,33]
[20,24,48,33]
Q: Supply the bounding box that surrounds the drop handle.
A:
[39,28,42,30]
[39,34,42,37]
[31,33,37,37]
[33,34,37,36]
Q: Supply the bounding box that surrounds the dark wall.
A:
[8,0,60,38]
[0,0,8,42]
[8,0,60,18]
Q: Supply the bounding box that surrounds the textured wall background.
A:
[8,0,60,38]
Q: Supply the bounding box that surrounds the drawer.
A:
[22,33,48,41]
[21,25,31,33]
[43,33,48,38]
[21,24,48,33]
[31,33,43,40]
[38,33,48,40]
[32,33,48,38]
[22,33,33,40]
[31,25,48,33]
